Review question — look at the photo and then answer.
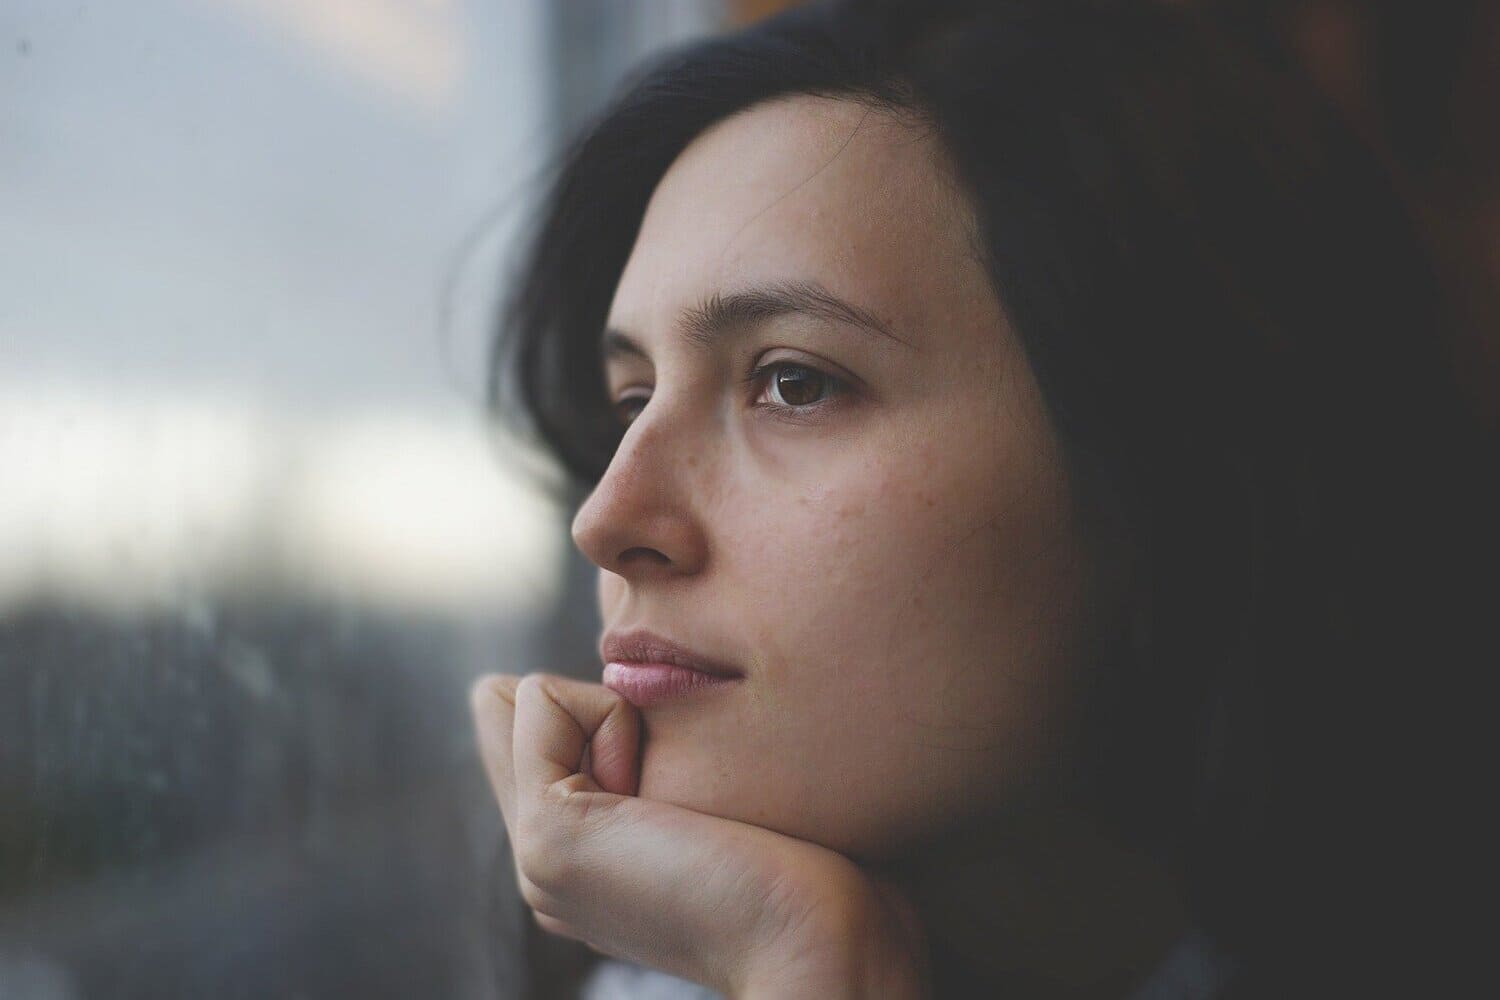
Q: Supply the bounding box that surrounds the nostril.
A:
[618,546,670,568]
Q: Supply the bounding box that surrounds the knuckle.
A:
[533,672,570,704]
[514,672,545,703]
[516,671,568,711]
[470,674,515,713]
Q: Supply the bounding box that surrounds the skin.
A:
[583,94,1090,859]
[474,95,1186,996]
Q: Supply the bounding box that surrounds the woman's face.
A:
[573,95,1094,862]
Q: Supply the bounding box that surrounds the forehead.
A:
[608,94,994,347]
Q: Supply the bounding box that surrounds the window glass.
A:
[0,2,725,995]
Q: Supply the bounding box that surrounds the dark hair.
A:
[488,1,1491,995]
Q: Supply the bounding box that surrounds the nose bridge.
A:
[570,396,708,577]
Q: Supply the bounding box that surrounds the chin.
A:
[634,735,909,862]
[635,739,771,823]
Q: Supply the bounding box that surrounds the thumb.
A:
[587,704,641,797]
[514,673,640,798]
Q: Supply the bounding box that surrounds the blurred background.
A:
[1,1,737,996]
[2,1,1494,997]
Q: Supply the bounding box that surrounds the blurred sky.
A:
[1,0,700,618]
[0,6,728,994]
[1,1,728,620]
[1,0,546,411]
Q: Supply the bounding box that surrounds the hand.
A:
[471,672,930,998]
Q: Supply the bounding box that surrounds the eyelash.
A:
[611,360,850,426]
[744,360,849,418]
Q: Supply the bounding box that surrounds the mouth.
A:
[599,628,744,708]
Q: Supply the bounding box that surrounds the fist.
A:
[470,672,929,998]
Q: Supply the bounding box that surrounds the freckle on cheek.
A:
[837,499,867,520]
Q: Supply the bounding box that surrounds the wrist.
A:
[736,876,929,999]
[739,936,928,999]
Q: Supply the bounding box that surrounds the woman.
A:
[472,1,1490,996]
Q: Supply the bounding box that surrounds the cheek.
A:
[735,458,1026,680]
[628,398,1088,859]
[727,483,898,674]
[709,455,1085,855]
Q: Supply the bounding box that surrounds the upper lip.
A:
[600,628,744,679]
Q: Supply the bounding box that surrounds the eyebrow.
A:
[602,279,913,363]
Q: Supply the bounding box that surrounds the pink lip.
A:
[601,661,739,708]
[599,628,744,708]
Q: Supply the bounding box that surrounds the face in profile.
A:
[572,95,1097,862]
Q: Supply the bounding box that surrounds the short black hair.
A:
[489,1,1492,995]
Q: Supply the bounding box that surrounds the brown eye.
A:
[768,364,828,407]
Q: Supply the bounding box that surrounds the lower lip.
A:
[602,662,739,708]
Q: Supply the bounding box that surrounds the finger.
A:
[513,673,640,798]
[470,673,521,831]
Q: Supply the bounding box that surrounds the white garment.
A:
[578,928,1231,999]
[580,959,723,1000]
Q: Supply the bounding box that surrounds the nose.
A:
[570,402,709,581]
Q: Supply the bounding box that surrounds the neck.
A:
[871,805,1190,999]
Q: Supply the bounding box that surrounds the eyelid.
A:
[742,354,855,422]
[610,383,651,426]
[749,347,861,387]
[606,350,860,426]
